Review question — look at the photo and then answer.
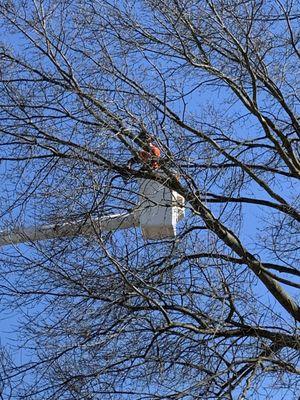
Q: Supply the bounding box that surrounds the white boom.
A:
[0,213,138,247]
[0,179,185,246]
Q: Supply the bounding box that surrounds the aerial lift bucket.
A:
[138,178,185,240]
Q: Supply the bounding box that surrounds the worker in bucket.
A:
[127,134,161,171]
[138,135,161,170]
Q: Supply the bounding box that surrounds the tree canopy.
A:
[0,0,299,398]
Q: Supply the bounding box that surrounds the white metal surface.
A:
[0,213,138,247]
[138,179,185,240]
[0,179,185,246]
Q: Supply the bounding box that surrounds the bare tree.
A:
[0,0,299,398]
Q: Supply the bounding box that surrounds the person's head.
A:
[145,135,155,144]
[137,132,155,148]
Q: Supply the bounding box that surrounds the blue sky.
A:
[0,1,299,398]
